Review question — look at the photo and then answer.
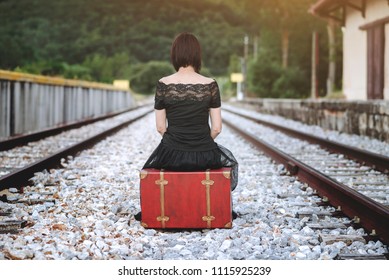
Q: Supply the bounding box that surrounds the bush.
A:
[130,61,175,94]
[248,50,309,98]
[16,52,134,83]
[82,52,133,83]
[16,60,65,76]
[272,67,308,98]
[247,51,281,98]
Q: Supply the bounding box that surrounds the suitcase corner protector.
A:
[140,169,148,179]
[141,222,148,228]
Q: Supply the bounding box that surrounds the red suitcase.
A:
[139,168,232,229]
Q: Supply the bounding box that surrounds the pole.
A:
[253,35,258,61]
[242,35,249,99]
[237,82,242,100]
[327,19,336,96]
[311,31,318,99]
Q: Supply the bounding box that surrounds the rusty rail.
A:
[224,118,389,244]
[224,108,389,174]
[0,105,148,151]
[0,108,152,191]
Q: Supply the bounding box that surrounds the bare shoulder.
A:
[198,75,215,84]
[158,74,175,84]
[158,73,215,85]
[191,72,215,84]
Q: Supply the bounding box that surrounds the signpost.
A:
[113,80,130,90]
[230,73,244,100]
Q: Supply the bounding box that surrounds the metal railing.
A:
[0,70,135,139]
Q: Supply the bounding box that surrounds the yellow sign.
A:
[230,73,244,83]
[113,80,130,90]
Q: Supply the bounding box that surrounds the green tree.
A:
[82,52,133,83]
[259,0,319,69]
[247,50,281,98]
[248,49,309,98]
[0,0,332,97]
[130,61,175,94]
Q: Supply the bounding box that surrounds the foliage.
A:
[130,61,175,94]
[15,53,134,83]
[82,52,133,83]
[0,0,245,77]
[0,0,338,97]
[272,67,308,98]
[248,50,308,98]
[247,50,282,98]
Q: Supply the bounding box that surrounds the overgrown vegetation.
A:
[0,0,342,97]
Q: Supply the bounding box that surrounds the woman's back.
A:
[155,80,220,151]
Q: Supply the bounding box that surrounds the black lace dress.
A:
[143,80,238,190]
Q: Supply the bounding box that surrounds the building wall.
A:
[344,0,389,100]
[385,23,389,99]
[343,8,366,100]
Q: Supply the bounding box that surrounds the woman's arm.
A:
[209,107,222,139]
[155,109,167,136]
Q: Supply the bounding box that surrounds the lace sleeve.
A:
[154,82,165,110]
[210,81,221,108]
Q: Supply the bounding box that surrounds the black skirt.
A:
[143,142,238,191]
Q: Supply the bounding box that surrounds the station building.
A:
[310,0,389,100]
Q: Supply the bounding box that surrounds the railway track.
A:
[0,105,153,233]
[0,105,153,191]
[0,104,149,152]
[223,106,389,249]
[0,104,388,260]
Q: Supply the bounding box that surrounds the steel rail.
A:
[223,107,389,174]
[224,118,389,244]
[0,108,153,191]
[0,104,149,151]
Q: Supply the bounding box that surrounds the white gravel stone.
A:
[77,251,91,260]
[203,250,215,259]
[96,240,108,251]
[299,245,311,253]
[83,240,93,249]
[6,249,34,260]
[295,252,307,259]
[219,240,232,251]
[180,249,192,256]
[0,107,387,260]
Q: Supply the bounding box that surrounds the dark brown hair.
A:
[170,32,202,73]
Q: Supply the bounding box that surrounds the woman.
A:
[138,32,238,219]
